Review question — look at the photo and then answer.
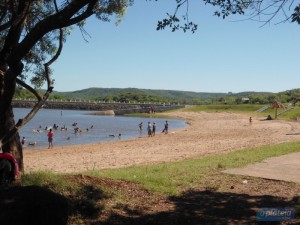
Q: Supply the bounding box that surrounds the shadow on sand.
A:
[0,186,299,225]
[101,189,299,225]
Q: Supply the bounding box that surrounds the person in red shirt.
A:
[47,129,54,149]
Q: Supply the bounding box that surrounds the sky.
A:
[50,1,300,93]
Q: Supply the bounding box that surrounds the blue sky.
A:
[51,1,300,93]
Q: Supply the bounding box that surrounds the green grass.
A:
[276,107,300,119]
[184,104,300,121]
[21,171,73,193]
[87,141,300,195]
[183,104,264,113]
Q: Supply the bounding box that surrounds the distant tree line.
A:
[14,87,300,105]
[209,89,300,105]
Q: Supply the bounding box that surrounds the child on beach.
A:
[47,129,54,149]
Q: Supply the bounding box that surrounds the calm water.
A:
[14,108,186,149]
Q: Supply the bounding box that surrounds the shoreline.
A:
[24,110,300,173]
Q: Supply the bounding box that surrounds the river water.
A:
[14,108,186,149]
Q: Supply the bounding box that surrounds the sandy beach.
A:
[23,110,300,173]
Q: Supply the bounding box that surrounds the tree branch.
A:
[0,1,31,65]
[16,78,42,101]
[9,0,97,66]
[0,0,64,147]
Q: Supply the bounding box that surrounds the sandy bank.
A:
[24,111,300,173]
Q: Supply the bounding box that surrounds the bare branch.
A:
[16,78,42,101]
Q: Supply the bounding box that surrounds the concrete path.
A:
[223,152,300,183]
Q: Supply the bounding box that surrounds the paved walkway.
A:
[223,152,300,183]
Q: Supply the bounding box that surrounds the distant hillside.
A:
[58,87,227,100]
[57,87,274,101]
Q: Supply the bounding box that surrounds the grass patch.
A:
[21,171,72,193]
[88,141,300,195]
[276,107,300,120]
[183,104,263,113]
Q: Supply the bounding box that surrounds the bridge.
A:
[12,100,184,115]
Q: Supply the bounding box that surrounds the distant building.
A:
[242,97,250,103]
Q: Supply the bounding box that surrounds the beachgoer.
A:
[47,129,54,149]
[28,141,37,146]
[163,120,169,134]
[21,137,26,146]
[139,122,143,131]
[152,122,156,136]
[147,122,152,137]
[61,124,67,131]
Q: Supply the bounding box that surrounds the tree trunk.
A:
[0,106,23,171]
[0,69,24,172]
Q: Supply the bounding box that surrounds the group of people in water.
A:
[139,120,169,137]
[21,127,54,149]
[22,119,170,149]
[22,121,95,149]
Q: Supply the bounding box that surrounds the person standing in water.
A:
[152,122,156,136]
[147,122,152,137]
[163,120,169,134]
[139,122,143,131]
[47,129,54,149]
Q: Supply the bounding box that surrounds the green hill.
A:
[14,86,279,104]
[58,87,273,101]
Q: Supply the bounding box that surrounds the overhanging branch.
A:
[0,0,64,147]
[16,78,42,101]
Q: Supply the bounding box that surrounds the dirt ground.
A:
[24,111,300,173]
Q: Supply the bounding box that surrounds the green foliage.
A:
[13,87,300,107]
[14,87,36,99]
[13,87,64,100]
[59,87,226,102]
[291,4,300,24]
[204,0,299,26]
